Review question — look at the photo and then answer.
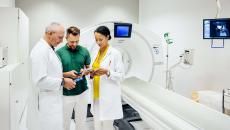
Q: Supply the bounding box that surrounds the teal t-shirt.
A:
[56,44,91,96]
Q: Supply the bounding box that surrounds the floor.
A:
[69,119,153,130]
[20,106,153,130]
[20,116,153,130]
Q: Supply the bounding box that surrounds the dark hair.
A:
[67,26,80,36]
[94,26,111,40]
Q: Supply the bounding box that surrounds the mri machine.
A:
[80,21,230,130]
[80,21,164,84]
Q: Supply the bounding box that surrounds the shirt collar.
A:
[65,43,80,52]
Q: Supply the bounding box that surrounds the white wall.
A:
[16,0,139,49]
[0,0,15,7]
[140,0,230,97]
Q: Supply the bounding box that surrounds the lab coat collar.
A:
[40,38,63,67]
[40,38,53,50]
[92,45,112,63]
[102,46,112,62]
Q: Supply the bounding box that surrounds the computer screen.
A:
[203,18,230,39]
[114,23,132,38]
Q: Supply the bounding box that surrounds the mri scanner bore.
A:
[80,21,164,84]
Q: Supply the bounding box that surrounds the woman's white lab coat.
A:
[30,38,63,130]
[90,46,124,120]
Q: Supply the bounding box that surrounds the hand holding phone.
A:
[74,71,82,75]
[72,71,83,82]
[74,77,83,82]
[72,70,83,79]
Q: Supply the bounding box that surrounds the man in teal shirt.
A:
[56,26,91,130]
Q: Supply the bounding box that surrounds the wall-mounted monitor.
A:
[203,18,230,39]
[114,23,132,38]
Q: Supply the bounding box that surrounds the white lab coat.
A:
[30,38,63,130]
[90,46,124,120]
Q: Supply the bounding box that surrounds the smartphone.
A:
[74,77,83,82]
[74,71,82,75]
